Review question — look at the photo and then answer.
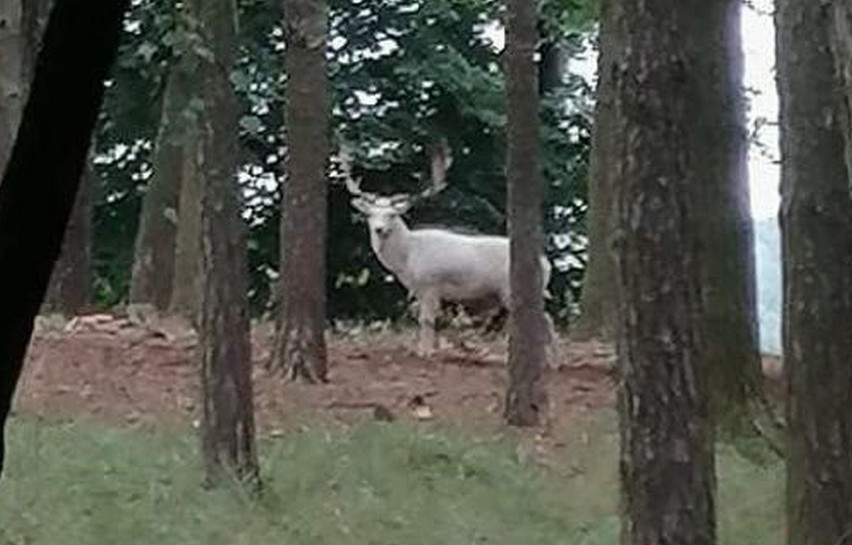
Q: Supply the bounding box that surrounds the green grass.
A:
[0,412,782,545]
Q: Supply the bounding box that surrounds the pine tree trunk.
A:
[695,0,762,429]
[193,0,259,486]
[503,0,547,427]
[612,1,716,543]
[274,0,329,383]
[574,0,620,340]
[129,63,191,312]
[0,0,24,176]
[777,1,852,543]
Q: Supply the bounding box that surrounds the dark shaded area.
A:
[0,0,128,477]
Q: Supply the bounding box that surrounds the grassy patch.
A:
[0,412,782,544]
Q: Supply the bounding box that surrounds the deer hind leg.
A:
[417,291,440,357]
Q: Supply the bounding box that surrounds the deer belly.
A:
[437,278,499,302]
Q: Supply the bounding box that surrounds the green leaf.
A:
[239,115,264,135]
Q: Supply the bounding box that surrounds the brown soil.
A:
[13,312,783,463]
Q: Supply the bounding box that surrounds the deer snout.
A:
[373,226,391,239]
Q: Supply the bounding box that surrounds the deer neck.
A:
[372,216,412,277]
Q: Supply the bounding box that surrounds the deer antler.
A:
[338,141,371,199]
[410,138,452,203]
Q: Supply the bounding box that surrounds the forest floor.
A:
[4,311,786,544]
[13,310,784,467]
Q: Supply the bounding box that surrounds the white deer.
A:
[341,140,555,357]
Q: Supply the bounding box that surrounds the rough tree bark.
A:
[168,113,202,323]
[777,1,852,543]
[0,0,128,477]
[169,35,204,323]
[274,0,329,383]
[0,0,25,176]
[192,0,259,486]
[129,60,193,313]
[612,1,716,544]
[574,0,620,340]
[503,0,548,427]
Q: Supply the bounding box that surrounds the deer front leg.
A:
[417,291,440,357]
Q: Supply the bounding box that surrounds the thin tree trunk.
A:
[537,37,563,97]
[777,1,852,543]
[193,0,259,486]
[274,0,329,383]
[574,0,620,340]
[0,0,25,176]
[0,0,127,477]
[503,0,547,427]
[612,1,716,543]
[129,62,191,312]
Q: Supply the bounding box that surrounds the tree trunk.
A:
[274,0,329,383]
[830,1,852,181]
[537,37,563,97]
[129,61,191,312]
[503,0,547,427]
[168,115,202,324]
[0,0,128,478]
[574,0,620,340]
[777,1,852,543]
[42,159,92,315]
[193,0,259,486]
[612,1,716,544]
[0,0,25,176]
[22,0,91,317]
[695,0,762,430]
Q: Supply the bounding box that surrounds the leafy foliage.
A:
[90,0,594,324]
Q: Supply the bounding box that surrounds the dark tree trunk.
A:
[695,0,762,429]
[0,0,127,477]
[274,0,329,383]
[22,0,90,317]
[129,62,191,312]
[43,159,92,315]
[537,37,563,97]
[612,1,716,544]
[777,1,852,543]
[193,0,259,487]
[504,0,548,427]
[574,0,620,340]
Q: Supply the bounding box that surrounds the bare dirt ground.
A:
[12,311,784,465]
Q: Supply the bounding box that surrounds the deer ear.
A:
[392,200,412,214]
[351,197,372,215]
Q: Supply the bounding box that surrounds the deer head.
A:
[341,139,453,241]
